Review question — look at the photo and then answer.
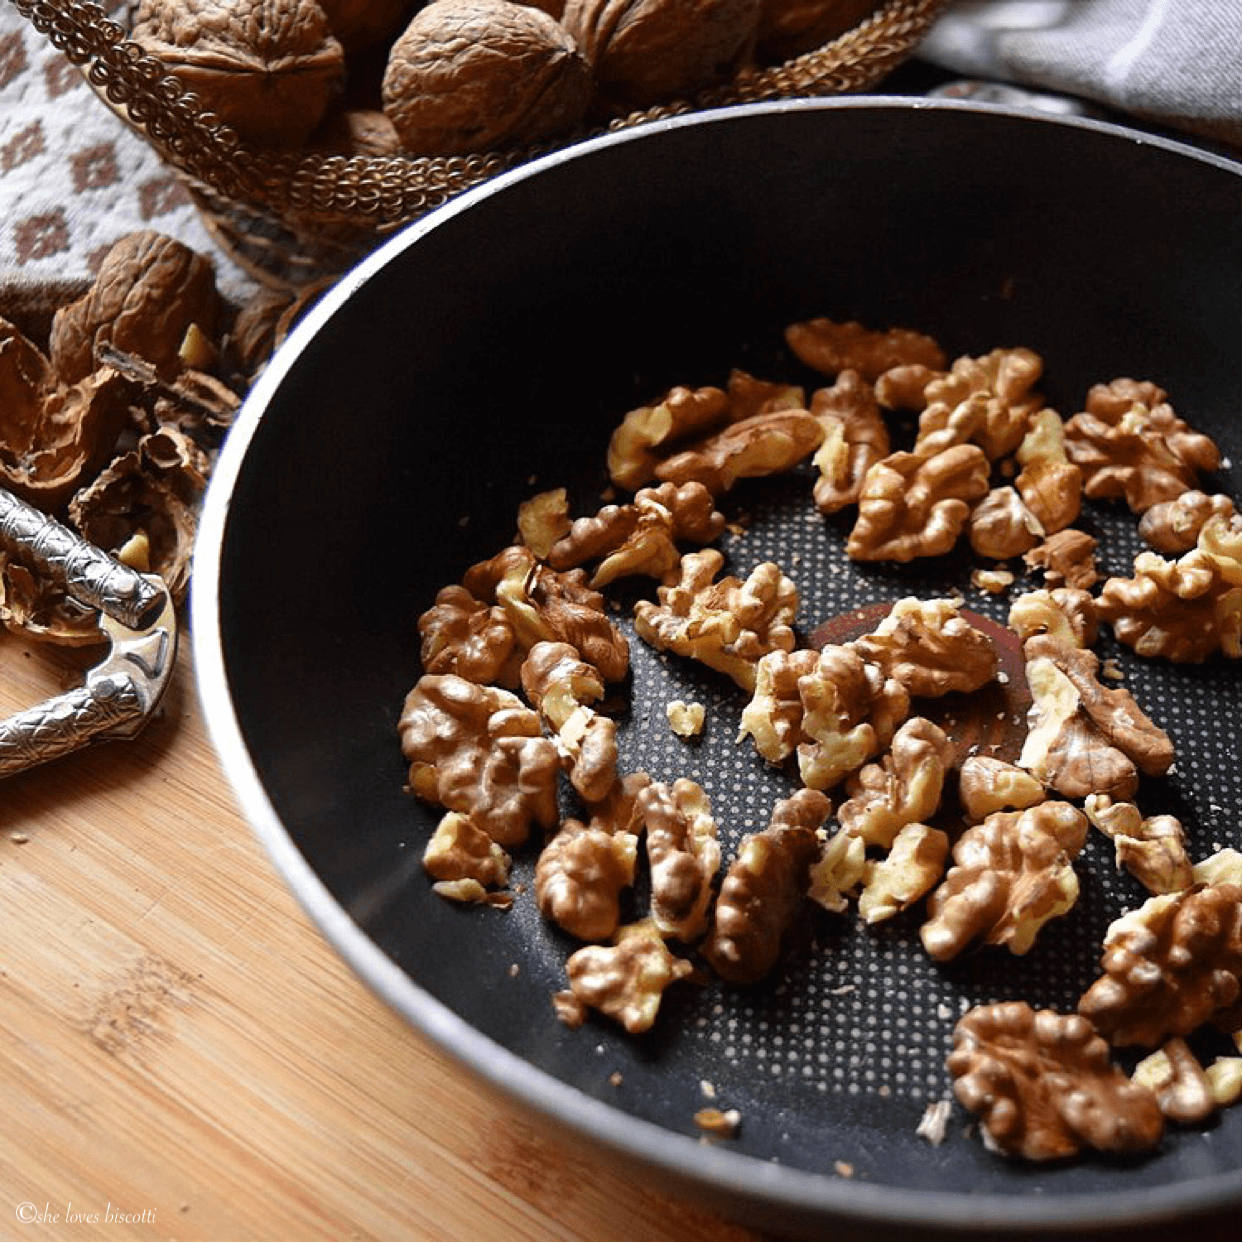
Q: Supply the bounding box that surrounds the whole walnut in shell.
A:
[382,0,594,155]
[131,0,347,148]
[562,0,762,112]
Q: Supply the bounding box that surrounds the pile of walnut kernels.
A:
[398,315,1242,1164]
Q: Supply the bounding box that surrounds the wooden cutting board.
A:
[0,630,759,1242]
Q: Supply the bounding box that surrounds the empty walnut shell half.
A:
[382,0,594,155]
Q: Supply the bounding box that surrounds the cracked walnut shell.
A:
[383,0,593,155]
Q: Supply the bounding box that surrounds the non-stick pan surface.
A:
[194,99,1241,1237]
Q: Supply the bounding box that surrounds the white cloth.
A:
[920,0,1242,145]
[0,0,255,300]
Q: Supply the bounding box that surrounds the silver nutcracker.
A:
[0,487,177,778]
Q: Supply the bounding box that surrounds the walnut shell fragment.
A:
[1078,881,1242,1048]
[701,789,826,984]
[68,427,210,606]
[0,318,134,513]
[131,0,347,148]
[383,0,593,155]
[921,801,1088,961]
[948,1001,1165,1161]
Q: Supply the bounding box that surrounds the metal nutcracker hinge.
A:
[0,487,178,779]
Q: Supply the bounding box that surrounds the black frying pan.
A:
[193,99,1241,1238]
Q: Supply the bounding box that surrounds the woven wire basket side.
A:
[16,0,949,286]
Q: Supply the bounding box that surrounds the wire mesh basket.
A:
[15,0,949,287]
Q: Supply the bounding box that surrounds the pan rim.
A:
[192,95,1241,1233]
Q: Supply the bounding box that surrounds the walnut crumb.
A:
[834,1160,856,1178]
[916,1100,953,1145]
[694,1107,741,1137]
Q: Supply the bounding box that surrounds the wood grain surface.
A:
[0,631,760,1242]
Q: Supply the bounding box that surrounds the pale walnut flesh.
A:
[846,445,991,563]
[948,1001,1164,1161]
[921,801,1089,961]
[1023,528,1100,590]
[808,370,890,514]
[423,811,512,898]
[1133,1037,1220,1124]
[562,919,694,1034]
[638,778,722,943]
[836,717,954,850]
[1018,636,1174,802]
[1084,795,1193,895]
[794,645,911,792]
[1078,882,1242,1048]
[633,549,798,692]
[857,822,949,925]
[957,756,1046,822]
[398,673,561,847]
[849,597,998,698]
[1096,512,1242,662]
[1007,587,1099,649]
[701,791,826,984]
